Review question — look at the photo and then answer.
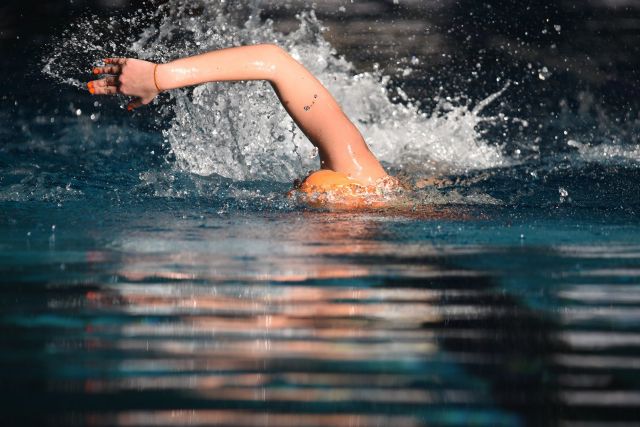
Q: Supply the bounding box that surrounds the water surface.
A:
[1,1,640,426]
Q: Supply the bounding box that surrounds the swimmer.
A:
[87,44,399,205]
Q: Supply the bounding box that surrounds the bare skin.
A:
[88,44,388,185]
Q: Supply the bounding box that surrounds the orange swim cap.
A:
[298,170,360,193]
[294,170,392,209]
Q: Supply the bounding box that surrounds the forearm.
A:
[123,44,387,182]
[154,44,284,89]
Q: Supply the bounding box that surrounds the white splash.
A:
[568,139,640,163]
[43,1,510,182]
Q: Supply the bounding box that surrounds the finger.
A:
[87,81,118,95]
[93,65,122,75]
[87,78,118,94]
[92,76,119,87]
[126,98,144,111]
[104,58,127,65]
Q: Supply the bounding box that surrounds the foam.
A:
[568,140,640,163]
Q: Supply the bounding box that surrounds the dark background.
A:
[2,0,639,82]
[1,0,639,149]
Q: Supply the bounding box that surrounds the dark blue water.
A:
[1,1,640,426]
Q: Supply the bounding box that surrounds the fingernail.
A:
[127,105,133,111]
[89,87,95,95]
[93,68,99,75]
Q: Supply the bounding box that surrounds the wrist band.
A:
[153,64,162,92]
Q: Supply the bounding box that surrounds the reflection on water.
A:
[1,208,639,426]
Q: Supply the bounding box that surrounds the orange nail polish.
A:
[93,68,99,75]
[89,87,95,95]
[127,105,133,111]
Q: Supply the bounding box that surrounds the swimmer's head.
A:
[298,170,358,192]
[291,170,402,210]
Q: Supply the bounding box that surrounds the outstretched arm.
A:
[89,44,387,184]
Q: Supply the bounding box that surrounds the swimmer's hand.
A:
[88,58,160,111]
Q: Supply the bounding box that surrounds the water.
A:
[2,1,640,425]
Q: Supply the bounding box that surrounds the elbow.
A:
[260,43,287,58]
[257,44,290,82]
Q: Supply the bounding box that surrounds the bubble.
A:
[538,67,551,81]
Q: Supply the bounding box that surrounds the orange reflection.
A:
[81,211,459,426]
[88,411,423,427]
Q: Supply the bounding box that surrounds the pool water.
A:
[1,1,640,426]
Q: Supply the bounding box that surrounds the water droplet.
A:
[538,67,551,80]
[558,187,569,199]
